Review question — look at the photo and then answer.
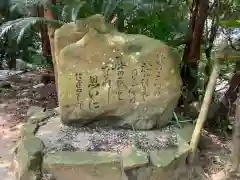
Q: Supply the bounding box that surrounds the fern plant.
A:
[0,0,190,45]
[0,0,134,45]
[0,0,190,69]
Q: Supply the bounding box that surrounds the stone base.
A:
[12,106,194,180]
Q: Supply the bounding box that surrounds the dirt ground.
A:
[0,70,232,180]
[0,70,57,180]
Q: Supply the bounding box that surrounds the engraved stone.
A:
[54,14,182,130]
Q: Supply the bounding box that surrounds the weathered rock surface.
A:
[54,14,182,130]
[11,106,48,180]
[27,106,56,124]
[43,151,122,180]
[174,123,194,143]
[13,108,193,180]
[12,135,44,180]
[36,116,192,180]
[121,146,148,170]
[135,138,190,180]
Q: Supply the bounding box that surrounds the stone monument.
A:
[12,15,197,180]
[54,14,182,130]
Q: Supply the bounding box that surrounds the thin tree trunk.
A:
[44,0,59,98]
[183,0,209,65]
[231,94,240,174]
[44,0,56,64]
[6,50,16,69]
[181,0,209,101]
[218,72,240,119]
[224,92,240,179]
[37,5,52,64]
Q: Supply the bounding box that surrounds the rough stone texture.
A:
[34,114,193,180]
[12,106,193,180]
[121,146,149,170]
[27,106,55,124]
[134,138,190,180]
[54,14,182,130]
[175,123,194,143]
[11,107,49,180]
[43,151,122,180]
[12,135,45,180]
[20,123,38,137]
[27,106,44,117]
[53,107,60,115]
[150,148,177,168]
[150,135,190,168]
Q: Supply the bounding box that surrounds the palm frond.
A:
[0,18,23,37]
[9,3,21,13]
[103,0,122,20]
[0,17,64,44]
[71,1,86,22]
[61,4,71,22]
[47,3,85,23]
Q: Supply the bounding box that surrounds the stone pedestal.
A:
[12,106,194,180]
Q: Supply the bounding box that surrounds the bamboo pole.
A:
[188,58,219,164]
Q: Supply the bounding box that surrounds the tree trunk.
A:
[44,0,56,64]
[218,72,240,120]
[44,0,59,98]
[37,5,52,65]
[225,92,240,179]
[6,52,16,69]
[181,0,209,101]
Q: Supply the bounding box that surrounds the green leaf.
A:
[118,2,135,10]
[0,18,21,37]
[71,1,86,21]
[45,3,59,20]
[61,5,70,22]
[219,20,240,28]
[0,17,64,44]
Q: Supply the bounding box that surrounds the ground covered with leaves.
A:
[0,70,232,180]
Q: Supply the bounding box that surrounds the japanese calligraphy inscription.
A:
[56,15,182,129]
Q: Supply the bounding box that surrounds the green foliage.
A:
[0,0,10,15]
[0,17,64,44]
[46,0,189,42]
[220,20,240,28]
[0,0,190,66]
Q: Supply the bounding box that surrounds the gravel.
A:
[45,124,178,153]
